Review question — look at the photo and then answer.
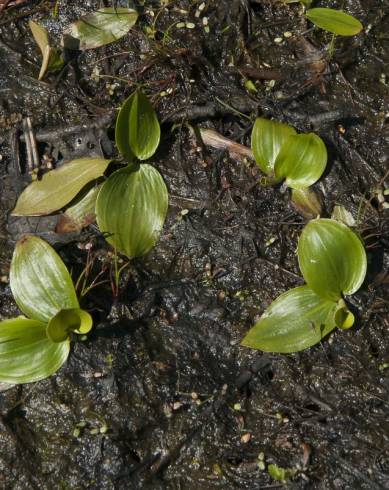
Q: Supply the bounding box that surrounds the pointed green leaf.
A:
[12,158,110,216]
[56,185,101,233]
[298,219,367,301]
[242,286,337,353]
[0,317,69,384]
[116,91,160,161]
[96,164,168,259]
[47,308,93,343]
[306,8,363,36]
[63,8,138,50]
[274,133,327,189]
[10,236,79,323]
[29,20,51,80]
[251,118,296,175]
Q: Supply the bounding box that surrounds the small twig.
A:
[199,128,254,160]
[19,112,115,143]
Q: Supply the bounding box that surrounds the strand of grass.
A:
[327,33,337,60]
[215,97,252,121]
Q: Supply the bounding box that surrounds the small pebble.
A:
[186,22,195,29]
[274,37,283,44]
[241,433,251,443]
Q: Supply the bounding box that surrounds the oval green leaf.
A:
[96,164,168,259]
[10,236,79,323]
[63,8,138,50]
[298,218,367,301]
[251,118,296,175]
[0,317,69,384]
[12,158,110,216]
[116,91,160,161]
[241,286,337,353]
[274,133,327,189]
[47,308,93,342]
[306,8,363,36]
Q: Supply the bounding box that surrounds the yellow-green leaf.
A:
[116,91,160,161]
[297,219,367,301]
[251,117,296,175]
[12,158,110,216]
[47,308,93,342]
[241,286,337,353]
[29,20,63,80]
[274,133,327,189]
[63,8,138,50]
[96,164,168,259]
[0,317,69,384]
[10,236,79,323]
[306,8,363,36]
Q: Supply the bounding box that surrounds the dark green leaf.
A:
[63,8,138,50]
[298,218,367,301]
[10,236,79,323]
[251,117,296,175]
[274,133,327,189]
[241,286,337,353]
[12,158,110,216]
[47,308,93,342]
[96,164,168,259]
[116,91,160,161]
[306,8,363,36]
[0,317,69,384]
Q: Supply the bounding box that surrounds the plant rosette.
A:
[242,219,367,353]
[0,236,92,384]
[251,117,327,190]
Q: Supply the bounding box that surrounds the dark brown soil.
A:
[0,1,388,489]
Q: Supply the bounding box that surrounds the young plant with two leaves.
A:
[242,218,367,353]
[251,117,326,216]
[29,8,138,80]
[12,91,168,262]
[0,236,92,383]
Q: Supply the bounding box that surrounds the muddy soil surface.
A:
[0,1,388,488]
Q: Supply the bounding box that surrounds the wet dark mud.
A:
[0,0,388,488]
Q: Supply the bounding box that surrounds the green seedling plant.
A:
[305,7,363,59]
[242,218,367,353]
[95,90,168,261]
[29,9,138,80]
[251,117,327,197]
[0,235,92,383]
